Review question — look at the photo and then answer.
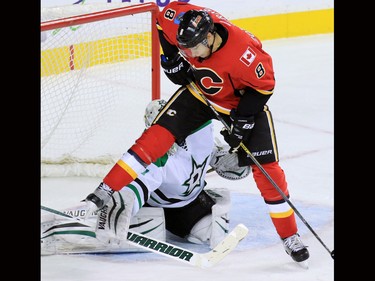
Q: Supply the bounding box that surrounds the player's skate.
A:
[282,233,309,268]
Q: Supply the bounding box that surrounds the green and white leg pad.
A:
[41,191,166,255]
[187,188,231,249]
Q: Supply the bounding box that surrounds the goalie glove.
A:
[210,140,251,180]
[161,53,194,85]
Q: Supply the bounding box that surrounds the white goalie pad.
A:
[94,206,166,253]
[94,189,134,246]
[41,216,101,255]
[127,207,166,251]
[208,188,231,249]
[187,188,231,249]
[41,197,166,255]
[210,141,251,180]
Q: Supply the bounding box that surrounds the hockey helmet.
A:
[176,10,214,49]
[144,99,178,156]
[144,99,167,128]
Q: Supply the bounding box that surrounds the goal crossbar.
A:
[41,3,161,177]
[41,2,160,99]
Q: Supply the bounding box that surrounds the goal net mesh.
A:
[41,3,160,177]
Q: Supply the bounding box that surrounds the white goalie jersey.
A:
[129,99,250,214]
[129,120,215,212]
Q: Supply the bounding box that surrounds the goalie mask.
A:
[144,99,178,156]
[144,99,167,129]
[210,142,251,180]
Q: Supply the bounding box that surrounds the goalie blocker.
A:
[41,187,231,255]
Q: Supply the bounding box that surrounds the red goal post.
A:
[41,3,161,177]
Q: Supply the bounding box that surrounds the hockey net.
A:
[41,3,160,178]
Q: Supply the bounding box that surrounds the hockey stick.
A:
[186,80,334,259]
[41,205,249,268]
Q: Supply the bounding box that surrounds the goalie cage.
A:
[41,2,160,178]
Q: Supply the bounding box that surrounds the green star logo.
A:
[181,155,209,196]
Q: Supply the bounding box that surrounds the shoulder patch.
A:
[240,46,256,67]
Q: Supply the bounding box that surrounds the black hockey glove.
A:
[161,53,194,85]
[220,109,255,152]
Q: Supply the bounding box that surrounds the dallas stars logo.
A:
[181,155,209,196]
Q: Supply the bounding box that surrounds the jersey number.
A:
[164,9,176,20]
[255,63,265,79]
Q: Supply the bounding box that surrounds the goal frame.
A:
[41,3,161,177]
[41,2,160,100]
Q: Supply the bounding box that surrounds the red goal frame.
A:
[41,2,161,99]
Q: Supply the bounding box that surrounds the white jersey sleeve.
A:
[121,120,215,213]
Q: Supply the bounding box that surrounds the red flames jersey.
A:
[157,1,275,114]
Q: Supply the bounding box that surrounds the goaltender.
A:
[41,99,250,254]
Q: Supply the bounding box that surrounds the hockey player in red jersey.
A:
[83,1,309,263]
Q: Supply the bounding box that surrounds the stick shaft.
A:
[186,80,334,259]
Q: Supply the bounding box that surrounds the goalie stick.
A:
[41,205,249,268]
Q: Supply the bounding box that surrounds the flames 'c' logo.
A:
[193,68,223,96]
